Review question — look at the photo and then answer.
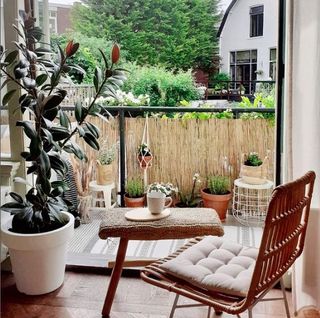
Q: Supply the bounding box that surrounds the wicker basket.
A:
[96,164,113,185]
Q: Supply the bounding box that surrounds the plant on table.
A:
[244,152,263,166]
[0,14,126,233]
[240,152,268,185]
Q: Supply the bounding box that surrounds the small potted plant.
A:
[137,143,153,168]
[201,175,232,222]
[124,178,145,207]
[175,173,201,208]
[147,182,177,207]
[96,141,118,185]
[240,152,268,184]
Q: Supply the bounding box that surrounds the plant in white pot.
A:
[0,14,125,295]
[240,152,268,184]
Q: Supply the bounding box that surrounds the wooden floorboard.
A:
[1,270,302,318]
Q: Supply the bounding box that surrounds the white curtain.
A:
[284,0,320,312]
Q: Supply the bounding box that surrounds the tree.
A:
[71,0,221,71]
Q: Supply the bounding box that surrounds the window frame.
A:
[250,5,264,37]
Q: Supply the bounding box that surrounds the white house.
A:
[218,0,278,91]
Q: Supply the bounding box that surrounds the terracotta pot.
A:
[138,155,152,168]
[124,194,145,208]
[96,164,113,185]
[200,188,232,222]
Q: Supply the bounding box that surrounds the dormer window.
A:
[250,5,264,37]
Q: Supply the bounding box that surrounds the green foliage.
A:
[209,72,231,90]
[137,143,152,156]
[236,84,275,124]
[71,0,220,71]
[207,175,230,195]
[0,17,126,233]
[244,152,263,166]
[97,142,118,165]
[123,64,200,106]
[51,33,127,83]
[176,173,201,207]
[126,178,145,198]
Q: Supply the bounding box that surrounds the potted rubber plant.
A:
[0,14,126,295]
[124,178,145,207]
[200,175,232,221]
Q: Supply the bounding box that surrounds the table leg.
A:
[101,238,129,317]
[103,189,112,208]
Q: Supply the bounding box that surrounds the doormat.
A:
[67,210,263,268]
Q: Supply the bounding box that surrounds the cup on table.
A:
[147,192,172,215]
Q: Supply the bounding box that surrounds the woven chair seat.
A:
[160,236,258,297]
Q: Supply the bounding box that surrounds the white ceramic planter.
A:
[1,212,74,295]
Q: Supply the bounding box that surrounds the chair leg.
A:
[248,308,253,318]
[280,277,291,318]
[169,294,180,318]
[207,306,211,318]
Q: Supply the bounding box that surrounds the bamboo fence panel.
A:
[74,116,274,194]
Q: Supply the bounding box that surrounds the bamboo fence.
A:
[76,116,275,194]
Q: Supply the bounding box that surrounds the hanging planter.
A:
[137,143,153,168]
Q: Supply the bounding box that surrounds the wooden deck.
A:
[1,270,306,318]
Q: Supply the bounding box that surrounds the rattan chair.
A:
[141,171,316,318]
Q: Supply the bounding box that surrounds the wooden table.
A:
[98,208,224,317]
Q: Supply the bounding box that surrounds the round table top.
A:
[234,178,273,189]
[89,180,115,190]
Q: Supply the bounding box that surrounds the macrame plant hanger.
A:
[137,114,153,188]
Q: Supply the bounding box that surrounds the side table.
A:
[98,207,224,317]
[232,178,273,226]
[89,181,116,210]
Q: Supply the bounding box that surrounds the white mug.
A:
[147,192,172,215]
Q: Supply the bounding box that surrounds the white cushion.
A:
[159,236,258,297]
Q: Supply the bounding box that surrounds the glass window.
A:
[229,50,258,94]
[269,48,277,80]
[250,5,264,37]
[0,109,11,157]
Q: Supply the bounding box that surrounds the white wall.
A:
[219,0,278,80]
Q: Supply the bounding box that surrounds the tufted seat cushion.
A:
[159,236,258,297]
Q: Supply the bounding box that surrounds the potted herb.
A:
[201,175,232,221]
[0,15,125,295]
[240,152,268,184]
[137,143,152,168]
[124,178,145,207]
[96,141,118,185]
[175,173,201,208]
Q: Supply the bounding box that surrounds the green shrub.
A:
[126,178,144,198]
[207,176,230,195]
[123,63,200,106]
[51,33,127,83]
[209,72,231,91]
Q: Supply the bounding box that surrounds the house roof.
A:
[217,0,239,37]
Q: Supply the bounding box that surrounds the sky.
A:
[220,0,233,11]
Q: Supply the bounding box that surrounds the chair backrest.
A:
[247,171,315,299]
